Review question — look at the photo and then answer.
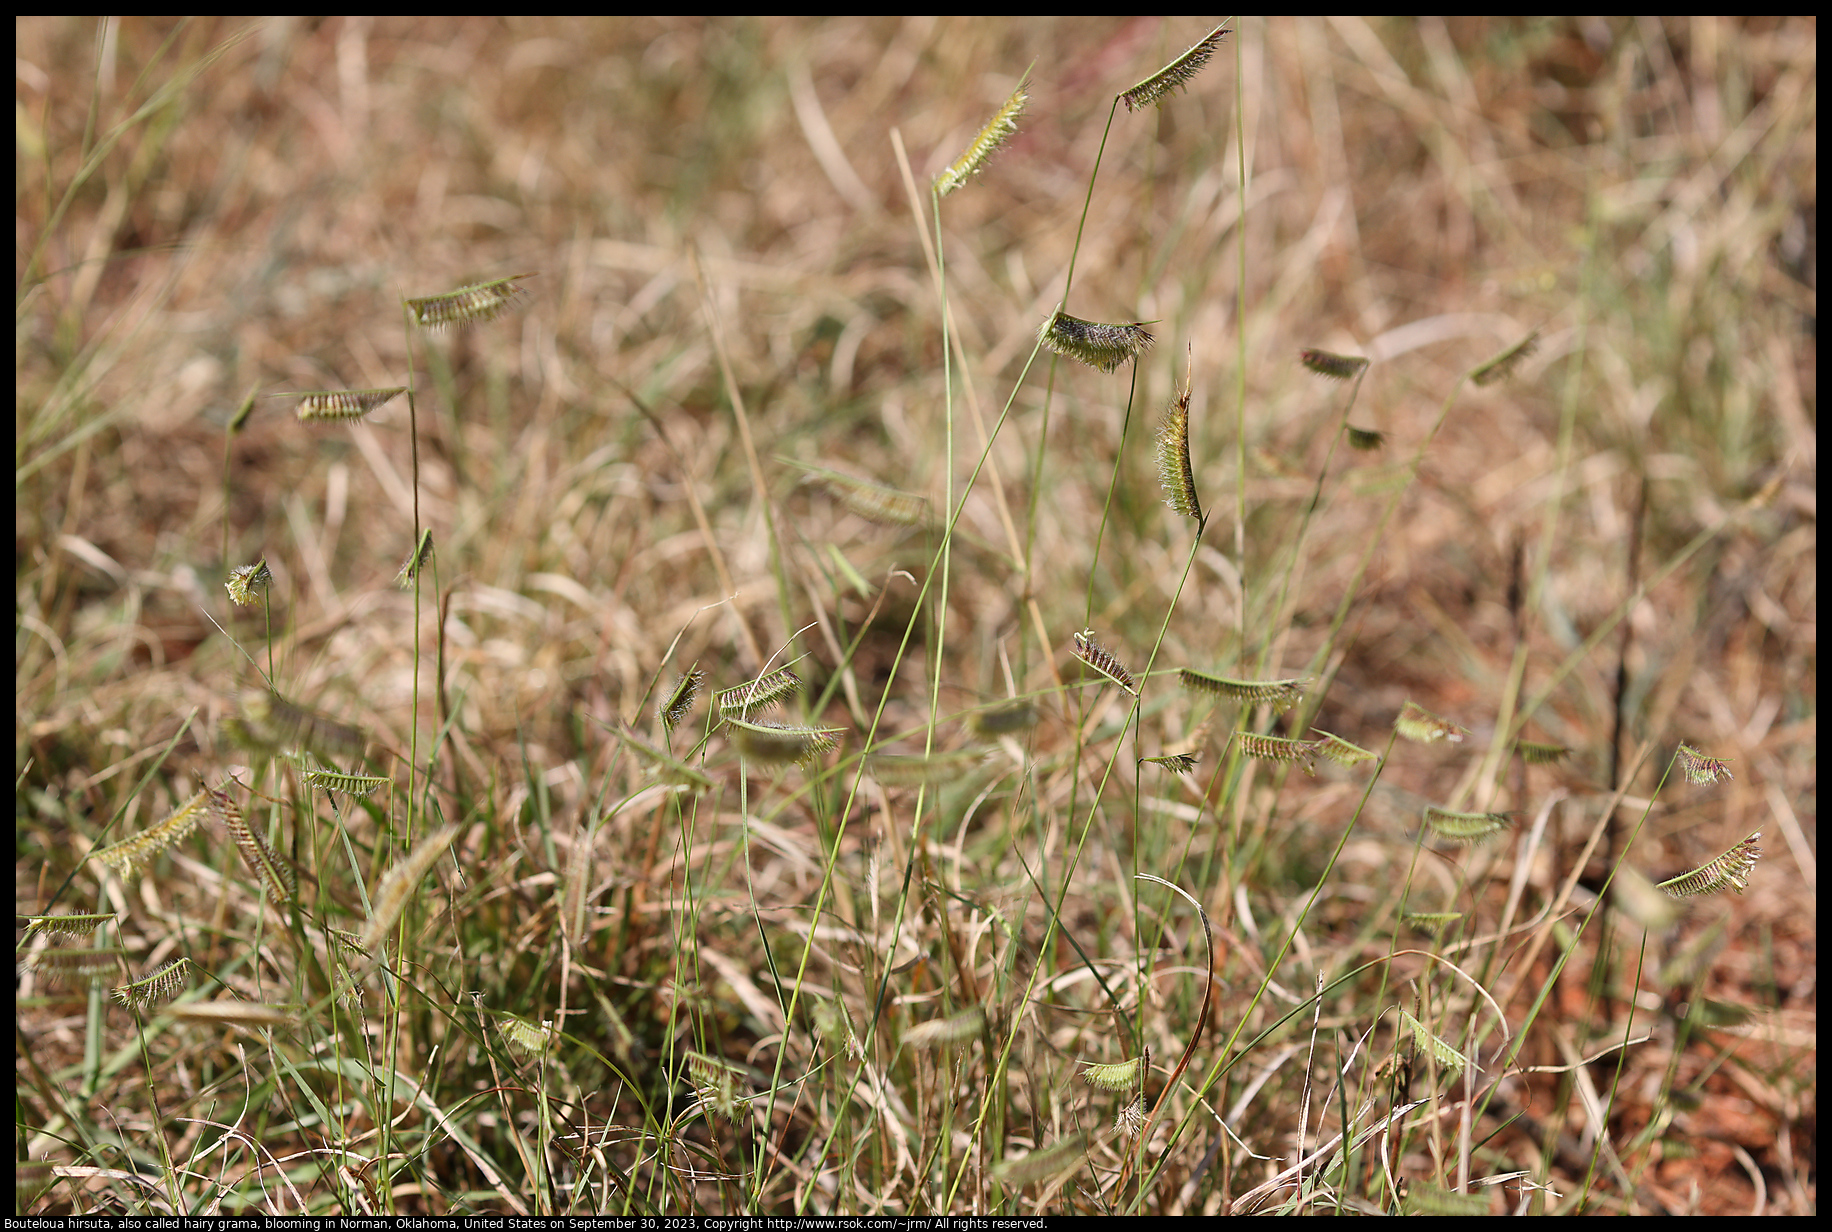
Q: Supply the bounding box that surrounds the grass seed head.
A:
[1040,311,1154,373]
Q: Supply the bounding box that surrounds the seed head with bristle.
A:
[1072,630,1138,694]
[1120,24,1228,111]
[1040,311,1154,374]
[1395,700,1467,744]
[935,76,1028,197]
[406,273,535,329]
[1658,832,1761,898]
[1300,348,1369,381]
[289,387,406,423]
[1470,329,1538,386]
[1155,386,1202,523]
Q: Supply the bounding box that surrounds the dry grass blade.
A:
[935,74,1028,197]
[1120,24,1227,111]
[1039,311,1154,373]
[405,272,536,329]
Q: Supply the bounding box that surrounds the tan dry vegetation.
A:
[18,16,1814,1217]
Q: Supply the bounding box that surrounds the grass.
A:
[16,16,1815,1217]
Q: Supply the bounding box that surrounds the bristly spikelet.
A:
[717,669,802,718]
[112,957,193,1010]
[20,947,123,986]
[498,1013,554,1055]
[1395,700,1467,744]
[358,823,462,954]
[240,689,364,763]
[1120,24,1228,111]
[22,912,117,940]
[724,717,841,767]
[1676,743,1734,785]
[935,75,1028,197]
[397,529,434,589]
[1300,348,1369,381]
[968,698,1038,739]
[91,790,210,880]
[1081,1049,1149,1092]
[225,560,272,607]
[1312,729,1377,766]
[1658,832,1762,898]
[994,1132,1091,1186]
[1396,1009,1470,1076]
[1177,669,1306,713]
[167,1001,300,1032]
[869,749,986,787]
[1346,426,1386,451]
[1423,806,1514,844]
[1155,386,1202,523]
[406,272,536,329]
[810,470,932,527]
[903,1004,986,1050]
[290,387,406,423]
[1470,329,1539,386]
[1236,732,1319,775]
[1403,911,1463,936]
[1143,751,1199,775]
[1072,630,1139,695]
[686,1051,753,1122]
[1515,740,1571,766]
[661,664,703,734]
[211,787,295,908]
[301,768,390,797]
[1040,311,1154,374]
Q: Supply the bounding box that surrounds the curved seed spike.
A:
[935,76,1029,197]
[1300,348,1369,381]
[724,716,841,767]
[1178,669,1306,712]
[1470,329,1538,386]
[1422,806,1514,845]
[1676,743,1734,785]
[289,387,406,423]
[1120,24,1228,111]
[1658,832,1762,897]
[1236,731,1319,775]
[1072,630,1138,694]
[405,272,536,329]
[1395,700,1467,744]
[1040,311,1155,373]
[1156,385,1202,522]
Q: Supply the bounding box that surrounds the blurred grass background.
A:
[17,17,1814,1216]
